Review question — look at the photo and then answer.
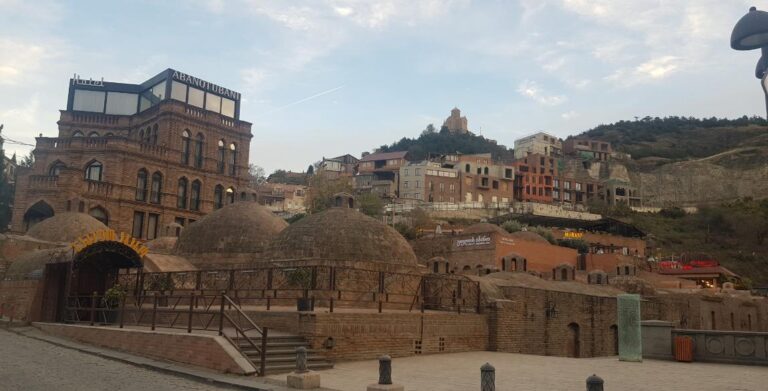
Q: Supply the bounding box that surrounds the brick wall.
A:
[0,280,42,322]
[35,322,256,374]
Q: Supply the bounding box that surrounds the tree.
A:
[307,165,314,175]
[501,220,522,233]
[19,151,34,168]
[0,155,12,231]
[357,193,384,217]
[248,164,266,187]
[305,175,353,214]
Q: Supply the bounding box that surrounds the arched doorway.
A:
[61,231,146,323]
[567,322,581,358]
[23,200,54,230]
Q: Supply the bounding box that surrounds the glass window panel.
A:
[221,98,235,118]
[105,92,138,115]
[132,212,144,239]
[188,87,204,108]
[171,81,187,102]
[205,93,221,113]
[150,81,166,100]
[139,96,151,112]
[147,214,159,240]
[73,89,105,112]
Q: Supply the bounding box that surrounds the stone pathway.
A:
[276,351,768,391]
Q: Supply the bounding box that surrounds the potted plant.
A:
[285,268,313,311]
[102,284,127,324]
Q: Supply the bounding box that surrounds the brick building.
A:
[355,151,408,197]
[11,69,253,238]
[512,153,556,204]
[443,153,515,206]
[399,161,460,203]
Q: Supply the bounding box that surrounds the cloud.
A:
[0,39,52,85]
[518,80,567,106]
[561,110,578,119]
[606,56,682,86]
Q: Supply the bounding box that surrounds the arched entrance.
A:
[567,322,581,358]
[60,230,147,323]
[23,200,54,230]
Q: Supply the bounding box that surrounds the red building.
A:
[512,153,556,203]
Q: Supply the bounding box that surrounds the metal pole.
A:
[259,327,268,376]
[119,295,126,329]
[89,291,97,326]
[218,290,225,336]
[151,293,158,331]
[188,292,194,333]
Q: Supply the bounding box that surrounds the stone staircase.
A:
[231,334,334,375]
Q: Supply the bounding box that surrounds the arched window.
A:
[151,124,158,145]
[240,191,247,201]
[194,133,204,169]
[84,160,103,181]
[48,161,66,176]
[229,143,237,176]
[72,130,84,137]
[177,177,188,209]
[88,131,100,138]
[226,187,235,204]
[181,130,191,165]
[150,172,162,203]
[190,180,201,211]
[136,169,148,201]
[213,185,224,209]
[217,139,226,173]
[88,207,108,226]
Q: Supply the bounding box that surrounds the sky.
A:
[1,0,766,173]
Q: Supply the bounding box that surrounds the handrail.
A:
[222,294,263,335]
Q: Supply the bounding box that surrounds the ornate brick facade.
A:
[12,72,253,239]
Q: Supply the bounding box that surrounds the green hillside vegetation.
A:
[377,125,514,161]
[580,116,768,162]
[622,199,768,285]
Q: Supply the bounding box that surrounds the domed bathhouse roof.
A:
[265,207,418,266]
[174,202,288,258]
[463,223,506,235]
[25,212,108,243]
[4,247,71,280]
[509,231,550,244]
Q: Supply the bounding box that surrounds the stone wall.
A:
[244,310,488,361]
[35,322,256,374]
[488,287,618,358]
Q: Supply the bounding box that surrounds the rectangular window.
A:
[439,183,445,192]
[492,180,499,189]
[403,181,409,189]
[171,81,187,102]
[147,213,159,240]
[132,211,145,239]
[404,169,409,176]
[73,89,106,112]
[564,181,571,189]
[188,87,205,108]
[415,168,421,176]
[415,180,420,188]
[150,81,166,100]
[221,98,235,118]
[575,183,582,191]
[205,92,221,113]
[105,92,138,115]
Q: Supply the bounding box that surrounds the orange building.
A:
[512,153,557,203]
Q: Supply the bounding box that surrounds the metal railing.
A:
[117,265,482,314]
[64,291,270,376]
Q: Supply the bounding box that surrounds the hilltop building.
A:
[442,107,470,134]
[355,151,409,197]
[513,132,562,159]
[11,69,254,237]
[563,137,613,161]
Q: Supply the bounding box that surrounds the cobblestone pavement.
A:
[0,329,240,391]
[277,351,768,391]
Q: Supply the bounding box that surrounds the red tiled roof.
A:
[658,266,739,277]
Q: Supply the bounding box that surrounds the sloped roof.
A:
[360,151,408,162]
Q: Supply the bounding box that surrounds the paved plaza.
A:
[0,329,238,391]
[273,351,768,391]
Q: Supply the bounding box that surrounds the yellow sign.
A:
[563,231,584,239]
[70,229,149,257]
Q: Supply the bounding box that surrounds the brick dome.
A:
[25,213,108,243]
[266,207,418,265]
[5,247,71,279]
[463,223,506,235]
[174,202,288,255]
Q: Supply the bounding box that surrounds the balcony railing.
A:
[85,180,114,197]
[28,175,58,189]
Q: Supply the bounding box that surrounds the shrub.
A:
[501,220,522,233]
[659,207,686,219]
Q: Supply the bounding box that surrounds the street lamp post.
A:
[731,6,768,118]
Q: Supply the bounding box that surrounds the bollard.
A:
[586,374,604,391]
[378,355,393,385]
[480,363,495,391]
[296,347,308,373]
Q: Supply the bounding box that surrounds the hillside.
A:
[622,200,768,285]
[377,128,514,161]
[579,116,768,165]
